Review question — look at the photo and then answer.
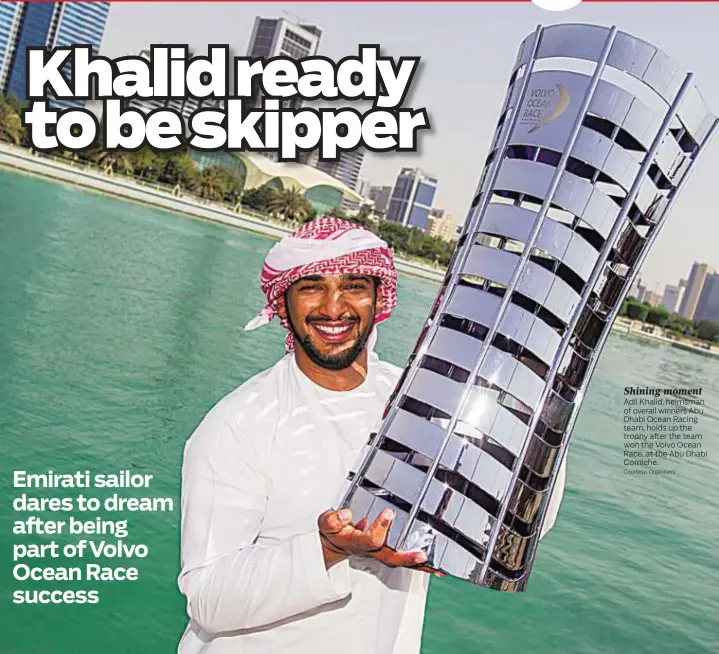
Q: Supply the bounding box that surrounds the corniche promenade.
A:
[0,142,446,284]
[3,142,717,362]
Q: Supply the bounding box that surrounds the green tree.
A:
[694,320,719,343]
[302,204,318,223]
[357,206,372,222]
[158,150,198,189]
[625,301,649,321]
[0,95,24,144]
[187,166,228,201]
[91,148,134,175]
[646,306,669,327]
[214,167,244,204]
[128,146,162,180]
[376,221,410,252]
[267,187,313,222]
[342,213,374,230]
[666,313,694,336]
[242,185,280,213]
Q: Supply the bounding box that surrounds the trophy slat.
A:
[340,22,717,591]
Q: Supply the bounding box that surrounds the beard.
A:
[286,307,375,371]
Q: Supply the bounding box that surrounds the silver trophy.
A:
[340,23,717,591]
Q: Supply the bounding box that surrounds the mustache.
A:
[306,316,360,325]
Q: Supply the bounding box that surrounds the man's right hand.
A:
[317,508,443,576]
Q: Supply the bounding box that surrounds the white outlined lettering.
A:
[22,43,429,158]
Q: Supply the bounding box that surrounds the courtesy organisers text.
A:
[11,470,172,604]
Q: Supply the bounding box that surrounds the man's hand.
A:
[318,508,444,576]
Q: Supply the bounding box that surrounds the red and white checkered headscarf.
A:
[244,216,398,353]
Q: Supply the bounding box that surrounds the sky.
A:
[99,2,719,292]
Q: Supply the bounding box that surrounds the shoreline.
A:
[0,143,445,284]
[610,319,719,359]
[7,144,716,361]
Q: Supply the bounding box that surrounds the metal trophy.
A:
[339,23,717,591]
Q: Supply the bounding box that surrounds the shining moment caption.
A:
[22,44,429,159]
[622,386,708,476]
[11,470,172,605]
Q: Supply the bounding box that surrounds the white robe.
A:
[178,351,566,654]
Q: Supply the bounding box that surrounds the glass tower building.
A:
[694,272,719,322]
[0,1,110,108]
[386,167,438,230]
[246,16,322,162]
[0,3,25,93]
[246,16,321,111]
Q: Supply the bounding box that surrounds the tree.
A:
[0,95,24,144]
[76,138,103,164]
[376,221,410,252]
[646,306,669,327]
[339,212,373,229]
[159,151,197,188]
[3,93,25,114]
[625,301,649,321]
[128,146,162,180]
[242,185,280,213]
[357,206,372,222]
[302,204,318,222]
[694,320,719,343]
[187,166,228,201]
[213,167,244,204]
[666,313,694,336]
[90,148,134,175]
[267,187,313,222]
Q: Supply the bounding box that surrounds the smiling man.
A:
[177,216,566,654]
[177,216,437,654]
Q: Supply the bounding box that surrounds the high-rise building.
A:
[661,283,685,314]
[124,47,229,133]
[678,262,714,320]
[0,3,23,93]
[628,276,642,299]
[643,290,662,308]
[245,16,322,162]
[1,2,110,108]
[694,272,719,322]
[368,185,392,215]
[425,208,457,241]
[356,178,370,198]
[386,168,437,229]
[246,16,321,111]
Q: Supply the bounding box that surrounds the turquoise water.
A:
[1,169,717,654]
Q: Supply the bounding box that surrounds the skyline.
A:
[95,3,719,290]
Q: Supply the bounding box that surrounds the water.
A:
[1,169,717,654]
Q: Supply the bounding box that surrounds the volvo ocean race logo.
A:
[520,83,570,133]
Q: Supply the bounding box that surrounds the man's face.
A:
[279,273,382,371]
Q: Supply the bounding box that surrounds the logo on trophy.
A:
[521,83,571,132]
[340,23,717,592]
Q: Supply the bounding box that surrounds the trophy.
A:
[339,23,717,591]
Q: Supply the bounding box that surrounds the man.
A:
[178,216,566,654]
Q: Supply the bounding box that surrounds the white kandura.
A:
[178,349,566,653]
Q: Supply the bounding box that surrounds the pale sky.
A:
[100,2,719,292]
